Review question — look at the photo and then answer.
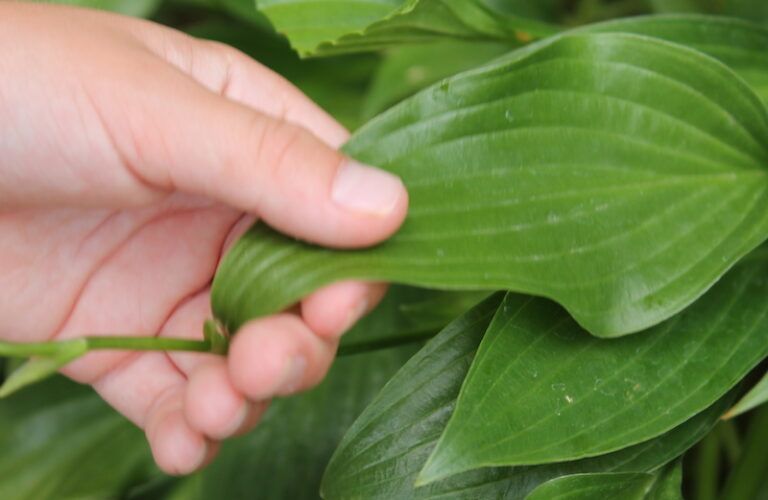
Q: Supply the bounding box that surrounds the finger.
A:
[91,351,215,474]
[185,360,269,440]
[90,66,408,248]
[228,313,337,401]
[144,385,217,475]
[301,281,388,339]
[186,40,350,149]
[121,18,349,148]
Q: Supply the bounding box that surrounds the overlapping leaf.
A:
[256,0,556,56]
[213,32,768,338]
[422,250,768,481]
[322,295,736,499]
[525,463,682,500]
[725,369,768,418]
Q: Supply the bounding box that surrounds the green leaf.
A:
[213,32,768,338]
[30,0,161,17]
[725,369,768,418]
[0,376,155,499]
[256,0,557,57]
[422,251,768,481]
[525,464,682,500]
[582,16,768,103]
[185,344,419,500]
[322,294,735,499]
[0,339,88,398]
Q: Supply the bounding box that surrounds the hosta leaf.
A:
[724,369,768,418]
[185,345,418,500]
[322,294,735,499]
[583,16,768,103]
[256,0,556,57]
[213,32,768,338]
[525,464,682,500]
[422,250,768,481]
[0,377,155,499]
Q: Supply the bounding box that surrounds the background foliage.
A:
[4,0,768,499]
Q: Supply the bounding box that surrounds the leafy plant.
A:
[4,0,768,498]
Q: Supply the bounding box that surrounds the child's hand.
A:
[0,3,407,474]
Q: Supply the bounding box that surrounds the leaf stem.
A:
[0,335,222,359]
[84,336,215,352]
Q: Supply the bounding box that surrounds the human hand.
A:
[0,3,407,474]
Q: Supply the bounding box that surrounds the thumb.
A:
[113,70,408,248]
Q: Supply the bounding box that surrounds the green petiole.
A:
[0,319,229,397]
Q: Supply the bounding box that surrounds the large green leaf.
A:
[212,32,768,338]
[525,463,682,500]
[256,0,557,57]
[583,16,768,103]
[183,344,418,500]
[322,294,736,499]
[422,250,768,481]
[0,377,155,499]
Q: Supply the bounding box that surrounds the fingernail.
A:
[278,355,307,395]
[332,160,404,216]
[338,298,369,337]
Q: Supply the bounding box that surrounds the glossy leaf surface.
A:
[423,251,768,480]
[212,32,768,338]
[256,0,555,56]
[322,295,734,499]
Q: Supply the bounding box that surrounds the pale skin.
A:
[0,3,408,474]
